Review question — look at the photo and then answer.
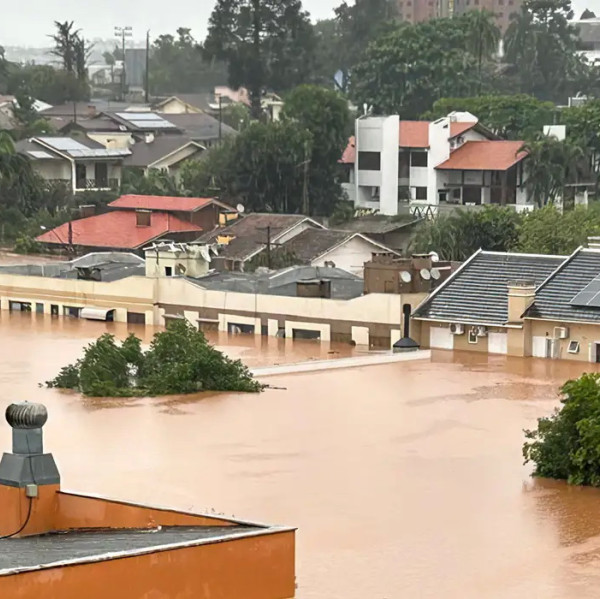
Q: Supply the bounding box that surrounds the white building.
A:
[341,112,530,216]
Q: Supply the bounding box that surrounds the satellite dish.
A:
[429,251,440,262]
[175,263,187,275]
[400,271,412,283]
[420,268,431,281]
[430,268,441,280]
[236,203,245,214]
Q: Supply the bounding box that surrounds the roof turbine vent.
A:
[6,402,48,430]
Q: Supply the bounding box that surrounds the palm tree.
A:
[521,136,585,208]
[464,10,501,92]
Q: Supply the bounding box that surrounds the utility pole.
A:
[145,30,150,104]
[114,26,132,101]
[218,95,223,143]
[256,226,279,270]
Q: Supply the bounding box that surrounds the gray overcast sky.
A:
[0,0,340,46]
[0,0,594,46]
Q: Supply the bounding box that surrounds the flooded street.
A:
[2,313,600,597]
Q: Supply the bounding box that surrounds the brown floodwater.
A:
[2,313,600,598]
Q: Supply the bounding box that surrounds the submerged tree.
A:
[524,373,600,487]
[46,320,262,397]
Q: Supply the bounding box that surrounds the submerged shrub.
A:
[46,321,262,397]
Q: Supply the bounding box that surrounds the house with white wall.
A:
[16,136,130,193]
[341,112,530,216]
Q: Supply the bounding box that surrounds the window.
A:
[358,151,381,171]
[568,340,580,354]
[468,329,478,344]
[165,266,173,277]
[415,187,428,200]
[35,303,44,314]
[410,151,428,167]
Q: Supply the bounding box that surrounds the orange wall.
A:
[56,492,239,529]
[0,485,59,537]
[0,530,296,599]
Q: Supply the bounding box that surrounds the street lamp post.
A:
[114,26,133,101]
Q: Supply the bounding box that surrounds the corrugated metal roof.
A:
[413,251,566,325]
[524,249,600,323]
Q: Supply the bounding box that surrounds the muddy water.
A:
[2,314,600,597]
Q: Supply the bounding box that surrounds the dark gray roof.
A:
[280,229,352,262]
[198,214,320,261]
[190,265,364,299]
[0,526,262,572]
[124,135,202,167]
[40,101,149,117]
[336,215,421,235]
[413,250,566,325]
[165,113,237,140]
[524,249,600,323]
[0,252,145,282]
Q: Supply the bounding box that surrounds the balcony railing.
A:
[46,178,120,191]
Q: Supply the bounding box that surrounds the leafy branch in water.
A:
[524,373,600,487]
[46,320,262,397]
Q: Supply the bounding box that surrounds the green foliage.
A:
[46,321,262,397]
[521,136,585,207]
[181,119,313,213]
[283,85,351,215]
[414,206,522,261]
[313,0,397,91]
[149,28,228,95]
[425,95,556,139]
[504,0,585,102]
[351,18,481,117]
[515,204,600,254]
[524,373,600,487]
[206,0,316,117]
[221,102,251,130]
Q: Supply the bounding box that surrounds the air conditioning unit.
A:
[450,323,464,335]
[476,326,488,337]
[554,326,569,339]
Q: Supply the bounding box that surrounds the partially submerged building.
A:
[0,402,295,598]
[0,245,447,348]
[413,244,600,362]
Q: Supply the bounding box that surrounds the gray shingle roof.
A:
[165,113,237,140]
[0,526,262,572]
[279,229,352,262]
[198,214,321,261]
[124,135,202,167]
[413,250,566,325]
[524,249,600,323]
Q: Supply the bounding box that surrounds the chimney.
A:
[0,402,60,537]
[79,204,96,218]
[507,280,536,323]
[145,132,155,144]
[393,303,420,353]
[136,210,151,227]
[588,236,600,250]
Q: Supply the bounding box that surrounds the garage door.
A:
[488,332,507,355]
[430,326,453,350]
[532,336,548,358]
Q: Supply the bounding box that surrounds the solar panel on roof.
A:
[39,137,88,151]
[570,273,600,307]
[28,150,54,159]
[116,112,158,120]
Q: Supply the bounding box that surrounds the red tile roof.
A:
[435,141,528,171]
[449,121,477,138]
[340,136,356,164]
[109,194,215,212]
[36,211,202,250]
[399,121,429,148]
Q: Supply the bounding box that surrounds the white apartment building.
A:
[340,112,530,216]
